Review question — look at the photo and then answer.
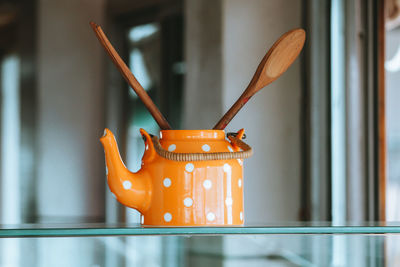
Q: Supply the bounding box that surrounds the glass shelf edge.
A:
[1,226,400,238]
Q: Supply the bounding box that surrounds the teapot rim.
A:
[159,129,226,140]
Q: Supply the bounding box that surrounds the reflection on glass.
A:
[127,23,159,97]
[385,29,400,222]
[386,22,400,267]
[129,48,152,92]
[128,24,158,43]
[1,54,21,224]
[0,54,21,267]
[385,45,400,72]
[0,234,389,266]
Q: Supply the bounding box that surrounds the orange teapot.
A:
[100,128,252,226]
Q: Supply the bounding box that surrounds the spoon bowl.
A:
[213,28,306,130]
[265,29,306,79]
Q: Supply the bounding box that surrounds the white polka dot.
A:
[240,212,243,221]
[168,144,176,151]
[227,145,233,152]
[185,163,194,172]
[145,144,149,150]
[123,180,132,189]
[184,197,193,207]
[207,212,216,222]
[164,212,172,222]
[141,216,144,224]
[203,180,212,189]
[225,197,233,206]
[202,144,210,152]
[163,178,171,187]
[238,179,242,188]
[223,163,231,172]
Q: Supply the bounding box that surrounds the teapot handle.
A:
[140,128,157,162]
[227,129,245,151]
[150,131,253,162]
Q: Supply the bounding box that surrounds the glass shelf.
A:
[0,222,398,266]
[1,222,400,237]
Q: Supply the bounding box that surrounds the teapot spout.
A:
[100,129,151,213]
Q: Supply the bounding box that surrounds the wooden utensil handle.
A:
[213,92,253,130]
[90,22,171,130]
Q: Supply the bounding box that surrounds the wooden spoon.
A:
[213,28,306,130]
[90,22,172,130]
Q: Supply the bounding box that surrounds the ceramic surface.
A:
[100,129,245,226]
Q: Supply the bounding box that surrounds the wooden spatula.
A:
[90,22,172,130]
[213,28,306,130]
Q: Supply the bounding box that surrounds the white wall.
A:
[37,0,106,222]
[36,0,106,265]
[222,0,302,223]
[183,0,223,129]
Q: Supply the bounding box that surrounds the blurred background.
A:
[0,0,398,266]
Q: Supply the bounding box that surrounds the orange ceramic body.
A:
[100,128,246,226]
